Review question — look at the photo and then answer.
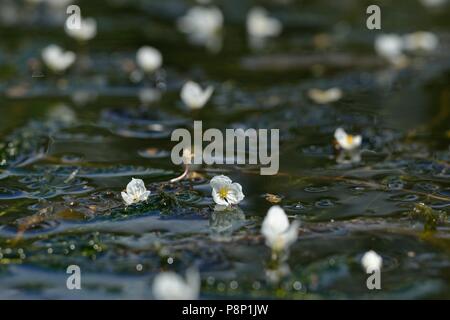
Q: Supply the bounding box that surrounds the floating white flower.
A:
[261,206,299,252]
[181,81,214,109]
[41,44,76,72]
[361,250,382,273]
[403,31,438,53]
[210,175,244,206]
[308,88,343,104]
[375,34,404,61]
[121,178,150,205]
[334,128,362,151]
[177,6,223,51]
[65,17,97,42]
[152,269,200,300]
[246,7,282,38]
[136,46,162,73]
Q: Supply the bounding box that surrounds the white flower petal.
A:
[361,250,382,273]
[138,190,151,202]
[247,7,282,38]
[226,183,245,205]
[177,6,223,37]
[334,128,361,151]
[283,220,300,247]
[136,46,162,73]
[375,34,403,60]
[42,45,76,72]
[126,178,144,195]
[210,175,232,191]
[181,81,214,109]
[152,270,199,300]
[262,205,290,238]
[121,192,134,205]
[122,178,149,205]
[403,31,438,52]
[65,17,97,41]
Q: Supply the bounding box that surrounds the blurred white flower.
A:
[261,206,299,252]
[136,46,162,73]
[65,17,97,42]
[246,7,282,38]
[48,104,77,125]
[138,88,161,105]
[375,34,404,61]
[210,175,244,206]
[403,31,438,52]
[181,81,214,109]
[177,6,223,51]
[334,128,362,151]
[121,178,150,205]
[420,0,447,8]
[361,250,382,273]
[42,44,76,72]
[152,269,200,300]
[308,88,343,104]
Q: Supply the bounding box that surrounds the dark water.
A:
[0,0,449,299]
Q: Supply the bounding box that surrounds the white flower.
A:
[181,81,214,109]
[152,269,200,300]
[261,206,299,252]
[308,88,343,104]
[361,250,382,273]
[41,44,76,72]
[121,178,150,205]
[136,46,162,73]
[246,7,282,38]
[403,31,438,53]
[65,17,97,42]
[375,34,404,61]
[334,128,362,151]
[177,6,223,39]
[210,175,244,206]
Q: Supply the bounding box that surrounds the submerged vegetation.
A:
[0,0,449,299]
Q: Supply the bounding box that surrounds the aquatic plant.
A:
[152,269,200,300]
[210,175,244,207]
[136,46,163,74]
[41,45,76,73]
[181,81,214,110]
[261,206,299,253]
[121,178,151,206]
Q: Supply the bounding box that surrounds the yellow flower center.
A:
[346,135,354,145]
[218,187,229,199]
